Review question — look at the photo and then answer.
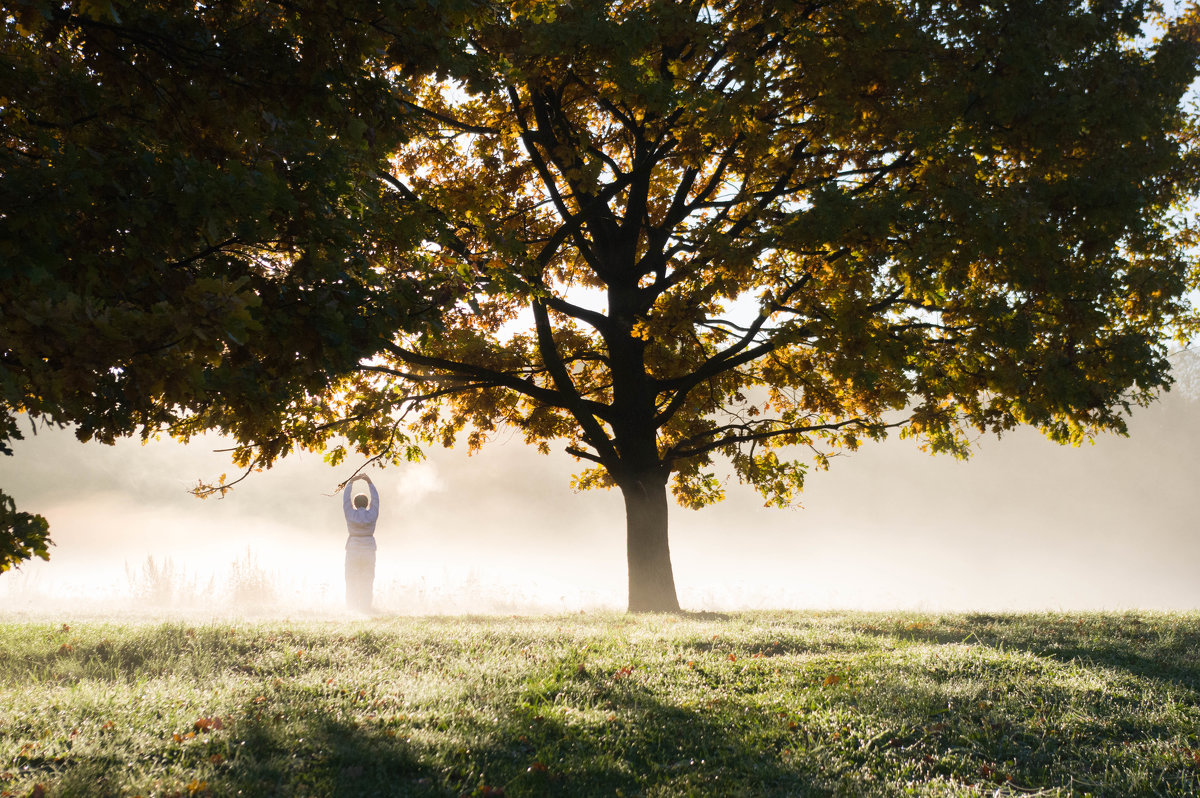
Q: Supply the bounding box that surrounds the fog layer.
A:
[2,390,1198,614]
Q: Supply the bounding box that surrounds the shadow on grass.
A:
[62,708,448,798]
[213,713,442,798]
[853,613,1200,692]
[317,614,1198,797]
[471,675,821,797]
[96,666,828,798]
[11,613,1200,797]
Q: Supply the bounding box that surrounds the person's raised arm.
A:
[367,480,380,519]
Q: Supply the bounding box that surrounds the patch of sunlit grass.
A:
[0,611,1198,796]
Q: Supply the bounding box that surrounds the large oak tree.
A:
[314,0,1197,611]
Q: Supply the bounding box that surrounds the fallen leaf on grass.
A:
[823,673,842,687]
[193,717,224,732]
[527,761,548,773]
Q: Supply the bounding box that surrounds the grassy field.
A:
[1,610,1198,797]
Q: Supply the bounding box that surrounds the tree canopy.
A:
[3,1,1198,610]
[0,0,472,570]
[290,0,1196,610]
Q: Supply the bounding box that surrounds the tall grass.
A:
[122,550,278,610]
[1,611,1198,796]
[124,556,217,608]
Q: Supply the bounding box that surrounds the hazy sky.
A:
[2,367,1199,615]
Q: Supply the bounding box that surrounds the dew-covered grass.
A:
[1,610,1198,796]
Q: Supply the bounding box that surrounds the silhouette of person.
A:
[342,474,379,611]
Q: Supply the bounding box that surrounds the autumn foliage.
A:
[327,0,1199,609]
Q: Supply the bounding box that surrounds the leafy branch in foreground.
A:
[0,0,477,567]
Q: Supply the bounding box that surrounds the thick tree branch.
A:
[671,135,744,224]
[397,98,500,135]
[666,416,909,463]
[531,300,621,463]
[378,339,612,422]
[381,341,560,406]
[651,267,825,427]
[565,445,603,464]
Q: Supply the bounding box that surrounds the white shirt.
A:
[343,481,380,551]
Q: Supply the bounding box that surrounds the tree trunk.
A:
[620,473,681,612]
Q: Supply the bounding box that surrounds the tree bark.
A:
[620,472,681,612]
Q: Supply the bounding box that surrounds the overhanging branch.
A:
[665,415,910,463]
[378,339,610,420]
[565,445,603,464]
[532,300,621,464]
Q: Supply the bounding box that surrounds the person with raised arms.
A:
[342,474,380,612]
